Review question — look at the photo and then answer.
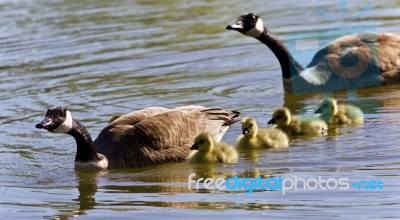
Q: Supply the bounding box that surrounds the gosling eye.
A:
[275,115,282,119]
[198,140,205,144]
[249,124,253,128]
[322,104,328,108]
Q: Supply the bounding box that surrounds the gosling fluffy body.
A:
[315,98,364,124]
[188,132,238,164]
[236,117,289,149]
[268,107,327,136]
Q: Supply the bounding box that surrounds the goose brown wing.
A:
[94,108,239,168]
[109,107,171,125]
[305,32,400,89]
[376,33,400,83]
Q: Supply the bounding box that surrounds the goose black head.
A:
[36,106,73,134]
[226,13,264,38]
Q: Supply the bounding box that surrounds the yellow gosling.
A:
[268,107,327,136]
[188,132,238,164]
[236,117,289,149]
[315,98,364,124]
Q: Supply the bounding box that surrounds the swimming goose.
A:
[268,107,327,136]
[188,132,238,163]
[227,13,400,93]
[315,98,364,124]
[35,106,240,169]
[236,117,289,149]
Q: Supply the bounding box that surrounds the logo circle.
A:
[327,35,371,79]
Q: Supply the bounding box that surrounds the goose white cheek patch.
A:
[245,19,264,38]
[51,110,73,134]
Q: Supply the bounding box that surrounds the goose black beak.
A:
[226,25,234,30]
[226,23,244,31]
[36,121,46,129]
[242,128,249,135]
[190,144,199,150]
[35,123,44,129]
[315,108,323,114]
[267,118,276,124]
[35,117,51,130]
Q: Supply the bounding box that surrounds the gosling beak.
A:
[315,108,323,114]
[190,143,199,150]
[242,128,250,135]
[267,118,276,124]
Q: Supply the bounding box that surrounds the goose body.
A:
[188,132,238,164]
[268,107,327,136]
[227,13,400,93]
[236,117,289,149]
[315,98,364,124]
[36,106,240,169]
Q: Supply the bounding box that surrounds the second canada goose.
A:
[268,107,327,136]
[315,98,364,124]
[35,106,240,169]
[188,132,238,164]
[227,13,400,93]
[236,117,289,149]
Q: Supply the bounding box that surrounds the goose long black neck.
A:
[256,29,304,79]
[67,120,101,163]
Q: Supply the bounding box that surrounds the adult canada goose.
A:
[315,98,364,124]
[227,13,400,93]
[35,106,240,169]
[188,132,238,163]
[268,107,327,136]
[236,117,289,149]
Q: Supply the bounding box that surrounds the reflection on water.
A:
[1,0,400,219]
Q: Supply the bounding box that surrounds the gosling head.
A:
[226,13,265,38]
[315,98,338,116]
[268,107,291,126]
[241,117,258,137]
[35,106,73,134]
[190,132,214,152]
